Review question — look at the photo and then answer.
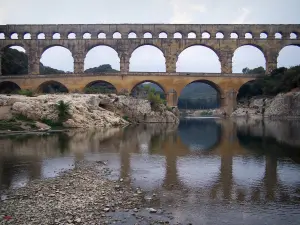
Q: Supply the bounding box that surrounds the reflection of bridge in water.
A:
[0,120,300,204]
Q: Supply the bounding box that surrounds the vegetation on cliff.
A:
[238,66,300,100]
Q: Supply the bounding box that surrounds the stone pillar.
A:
[74,53,85,74]
[166,54,177,73]
[266,50,278,74]
[222,89,238,115]
[166,89,178,107]
[219,50,233,74]
[120,54,130,73]
[28,47,40,75]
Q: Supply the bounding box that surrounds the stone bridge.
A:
[0,24,299,113]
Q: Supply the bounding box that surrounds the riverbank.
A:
[232,91,300,118]
[0,94,179,132]
[0,161,173,224]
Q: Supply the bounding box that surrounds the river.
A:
[1,118,300,225]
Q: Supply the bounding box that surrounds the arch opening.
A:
[275,32,282,39]
[52,33,60,39]
[178,81,221,110]
[188,32,196,39]
[0,33,5,39]
[216,32,224,39]
[40,46,74,74]
[278,45,300,68]
[98,32,106,39]
[131,81,166,108]
[159,32,167,38]
[84,46,120,72]
[176,45,221,73]
[113,32,121,39]
[230,32,238,39]
[37,81,69,93]
[237,80,263,102]
[144,32,152,38]
[10,33,18,39]
[174,32,182,39]
[23,33,31,39]
[245,32,253,39]
[232,45,266,73]
[68,33,76,39]
[84,80,117,94]
[128,32,137,38]
[290,32,297,39]
[37,33,45,39]
[1,46,28,75]
[202,32,210,39]
[260,32,268,39]
[129,45,166,72]
[83,33,91,39]
[0,81,21,94]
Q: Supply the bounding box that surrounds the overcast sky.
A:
[1,0,300,73]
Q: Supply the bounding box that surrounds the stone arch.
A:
[84,45,120,71]
[236,80,262,101]
[176,44,221,73]
[84,80,117,94]
[245,32,253,39]
[129,44,166,72]
[68,32,76,39]
[174,32,183,38]
[230,32,239,38]
[128,32,137,38]
[1,45,28,75]
[188,32,196,38]
[130,80,166,95]
[260,32,268,39]
[216,32,224,39]
[52,33,61,39]
[159,32,168,38]
[10,33,18,39]
[290,32,298,39]
[277,44,300,68]
[202,32,210,39]
[37,33,45,39]
[144,32,152,38]
[275,32,282,39]
[113,32,121,39]
[232,44,266,73]
[37,80,69,93]
[1,43,29,54]
[23,33,31,39]
[98,32,106,39]
[40,45,74,73]
[178,80,222,109]
[83,32,91,39]
[0,32,5,39]
[0,81,21,94]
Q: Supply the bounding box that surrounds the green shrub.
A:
[14,114,33,122]
[147,91,166,110]
[200,111,213,116]
[55,100,71,121]
[122,116,130,122]
[15,89,34,97]
[41,118,63,127]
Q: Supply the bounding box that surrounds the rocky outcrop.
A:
[232,91,300,118]
[0,94,179,129]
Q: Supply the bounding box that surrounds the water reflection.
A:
[1,119,300,224]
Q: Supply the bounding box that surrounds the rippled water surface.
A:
[1,118,300,224]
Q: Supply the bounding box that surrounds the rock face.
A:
[232,91,300,118]
[0,94,179,128]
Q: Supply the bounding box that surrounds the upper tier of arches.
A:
[0,24,299,40]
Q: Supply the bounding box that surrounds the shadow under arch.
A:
[36,80,69,93]
[130,80,166,95]
[0,81,21,94]
[84,80,117,94]
[178,118,222,152]
[178,80,223,109]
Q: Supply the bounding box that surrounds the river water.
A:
[1,118,300,224]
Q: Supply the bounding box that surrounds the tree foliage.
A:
[238,66,300,100]
[55,100,71,121]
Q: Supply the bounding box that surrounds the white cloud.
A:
[169,0,207,23]
[231,7,251,24]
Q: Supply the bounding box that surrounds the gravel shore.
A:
[0,162,173,225]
